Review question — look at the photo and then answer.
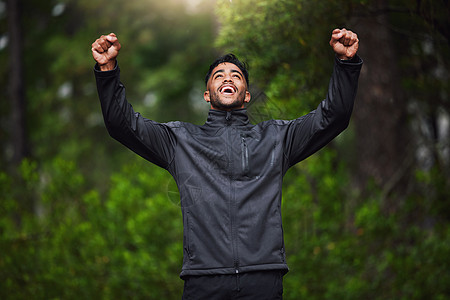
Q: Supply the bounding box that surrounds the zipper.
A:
[277,206,285,262]
[225,112,239,273]
[185,211,192,259]
[226,111,232,123]
[240,136,249,174]
[270,143,276,167]
[280,247,285,262]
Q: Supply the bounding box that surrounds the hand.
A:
[329,28,359,60]
[92,33,121,71]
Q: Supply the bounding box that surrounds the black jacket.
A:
[94,56,362,278]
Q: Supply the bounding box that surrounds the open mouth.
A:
[219,85,236,95]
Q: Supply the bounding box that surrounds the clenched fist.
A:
[92,33,121,71]
[329,28,359,60]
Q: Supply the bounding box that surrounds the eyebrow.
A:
[212,69,243,78]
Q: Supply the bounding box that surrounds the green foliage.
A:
[280,150,450,299]
[0,157,183,299]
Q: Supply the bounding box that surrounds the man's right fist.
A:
[92,33,121,71]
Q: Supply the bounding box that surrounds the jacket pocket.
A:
[239,130,279,179]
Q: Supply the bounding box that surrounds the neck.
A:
[210,104,245,111]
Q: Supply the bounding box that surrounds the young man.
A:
[92,28,362,299]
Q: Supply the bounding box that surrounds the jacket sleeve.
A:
[284,55,363,167]
[94,63,176,169]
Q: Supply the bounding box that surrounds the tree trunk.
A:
[7,0,29,167]
[7,0,30,228]
[350,0,412,205]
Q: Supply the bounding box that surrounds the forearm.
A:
[285,55,362,165]
[94,62,130,137]
[321,55,363,129]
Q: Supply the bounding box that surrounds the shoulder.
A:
[163,121,205,135]
[255,118,294,129]
[253,114,316,133]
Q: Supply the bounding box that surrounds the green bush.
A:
[0,158,183,299]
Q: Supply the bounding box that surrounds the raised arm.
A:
[92,33,176,169]
[284,28,362,167]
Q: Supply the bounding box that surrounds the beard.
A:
[209,89,247,111]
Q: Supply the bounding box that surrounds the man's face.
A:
[204,62,251,111]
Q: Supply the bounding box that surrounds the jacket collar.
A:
[204,108,250,127]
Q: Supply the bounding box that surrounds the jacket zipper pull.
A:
[226,111,232,123]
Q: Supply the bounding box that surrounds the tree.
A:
[349,0,449,206]
[6,0,28,168]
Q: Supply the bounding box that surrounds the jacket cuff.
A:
[335,55,363,67]
[93,61,119,78]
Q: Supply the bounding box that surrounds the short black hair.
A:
[205,53,249,87]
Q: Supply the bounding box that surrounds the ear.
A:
[203,90,210,103]
[244,91,251,103]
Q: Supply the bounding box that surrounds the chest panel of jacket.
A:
[168,121,286,273]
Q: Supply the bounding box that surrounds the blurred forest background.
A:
[1,0,449,299]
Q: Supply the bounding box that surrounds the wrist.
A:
[337,54,352,60]
[99,60,116,71]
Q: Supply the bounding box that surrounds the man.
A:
[92,28,361,299]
